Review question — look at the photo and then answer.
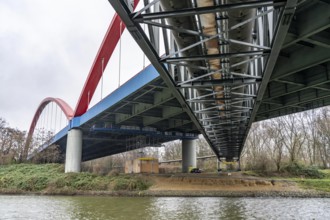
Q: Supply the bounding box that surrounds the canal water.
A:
[0,195,329,219]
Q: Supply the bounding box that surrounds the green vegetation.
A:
[320,169,330,178]
[241,170,261,177]
[277,164,330,192]
[242,164,330,193]
[296,179,330,192]
[243,163,326,178]
[280,162,325,179]
[111,175,151,191]
[0,163,152,194]
[297,169,330,192]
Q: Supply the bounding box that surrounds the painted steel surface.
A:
[74,0,141,117]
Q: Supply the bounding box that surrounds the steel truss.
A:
[108,0,297,161]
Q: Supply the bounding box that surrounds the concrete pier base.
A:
[65,129,83,173]
[182,139,197,173]
[217,160,221,172]
[238,160,241,171]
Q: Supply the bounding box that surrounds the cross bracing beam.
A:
[258,90,330,116]
[274,79,305,87]
[133,0,286,21]
[106,85,160,116]
[168,119,192,129]
[215,136,245,139]
[286,32,330,50]
[204,125,248,130]
[256,98,330,121]
[115,88,174,124]
[271,46,330,80]
[200,116,250,122]
[178,78,261,88]
[240,0,298,158]
[142,20,271,51]
[108,0,294,161]
[188,97,255,103]
[161,50,269,63]
[208,133,245,137]
[154,7,275,62]
[282,2,330,48]
[143,106,184,126]
[265,63,330,100]
[303,34,330,49]
[108,0,220,157]
[205,122,247,130]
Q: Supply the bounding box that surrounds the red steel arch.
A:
[26,0,140,151]
[26,97,74,148]
[74,0,140,116]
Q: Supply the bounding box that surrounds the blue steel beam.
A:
[77,65,159,127]
[31,64,199,161]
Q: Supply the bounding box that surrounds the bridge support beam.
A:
[65,129,83,173]
[182,139,197,173]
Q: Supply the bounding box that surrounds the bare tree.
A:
[196,137,213,157]
[303,110,319,165]
[241,122,271,170]
[315,108,330,168]
[0,118,27,164]
[265,119,285,171]
[0,118,15,164]
[161,140,182,161]
[277,114,307,164]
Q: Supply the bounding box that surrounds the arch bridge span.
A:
[27,0,330,169]
[25,97,73,149]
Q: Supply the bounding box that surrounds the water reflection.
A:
[65,197,153,220]
[0,196,329,220]
[220,198,246,219]
[0,195,74,220]
[149,197,248,219]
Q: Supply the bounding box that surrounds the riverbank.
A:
[1,164,329,197]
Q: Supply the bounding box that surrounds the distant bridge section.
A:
[35,65,199,162]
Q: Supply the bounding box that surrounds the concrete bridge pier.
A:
[65,129,83,173]
[217,160,221,171]
[182,139,197,173]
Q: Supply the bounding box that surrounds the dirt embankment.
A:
[1,164,329,197]
[143,173,330,198]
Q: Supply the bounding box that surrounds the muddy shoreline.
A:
[1,189,330,198]
[1,164,329,198]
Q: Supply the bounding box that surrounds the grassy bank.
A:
[1,164,329,197]
[0,163,151,194]
[296,170,330,192]
[243,169,330,193]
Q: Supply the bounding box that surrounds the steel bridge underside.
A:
[108,0,330,161]
[43,0,329,162]
[50,65,199,161]
[255,0,330,121]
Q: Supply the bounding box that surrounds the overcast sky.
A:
[0,0,148,131]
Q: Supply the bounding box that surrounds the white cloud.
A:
[0,0,148,131]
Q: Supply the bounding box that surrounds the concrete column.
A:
[217,159,221,172]
[65,129,83,173]
[182,139,197,173]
